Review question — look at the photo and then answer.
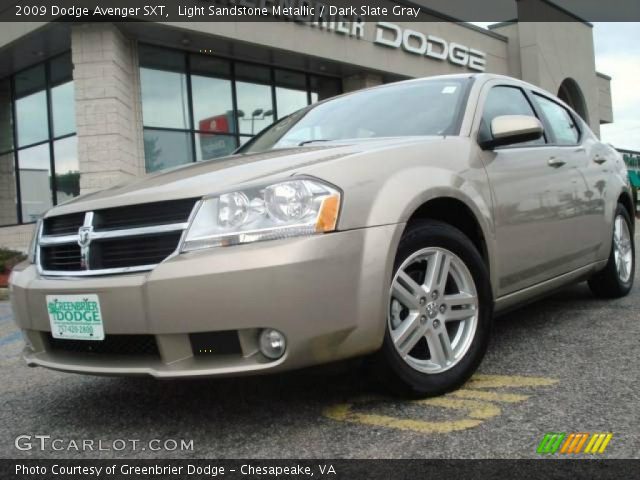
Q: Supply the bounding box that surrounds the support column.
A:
[71,23,145,193]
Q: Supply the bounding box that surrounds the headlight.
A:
[182,178,341,251]
[27,219,42,264]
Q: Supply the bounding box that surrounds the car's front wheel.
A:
[588,203,635,298]
[374,220,492,397]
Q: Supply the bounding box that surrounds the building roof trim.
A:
[393,1,509,41]
[540,0,593,26]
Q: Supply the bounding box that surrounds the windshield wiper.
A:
[298,139,332,146]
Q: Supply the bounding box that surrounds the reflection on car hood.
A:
[48,136,442,216]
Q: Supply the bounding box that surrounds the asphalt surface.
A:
[1,236,639,459]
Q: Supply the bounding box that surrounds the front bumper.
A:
[10,225,401,378]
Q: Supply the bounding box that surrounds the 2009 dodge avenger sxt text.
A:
[10,74,635,396]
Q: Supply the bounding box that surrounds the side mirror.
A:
[479,115,544,150]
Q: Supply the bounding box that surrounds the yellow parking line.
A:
[416,397,501,420]
[324,395,502,434]
[323,374,559,434]
[450,388,529,403]
[324,403,485,434]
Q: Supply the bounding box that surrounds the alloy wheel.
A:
[388,247,479,374]
[613,214,633,283]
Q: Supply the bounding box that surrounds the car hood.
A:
[49,136,443,216]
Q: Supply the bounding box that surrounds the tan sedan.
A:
[10,74,635,396]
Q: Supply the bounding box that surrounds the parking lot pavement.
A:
[1,237,639,460]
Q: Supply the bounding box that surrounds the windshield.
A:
[240,77,471,154]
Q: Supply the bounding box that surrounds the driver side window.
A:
[481,86,545,146]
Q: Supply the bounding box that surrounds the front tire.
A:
[373,220,492,398]
[588,204,635,298]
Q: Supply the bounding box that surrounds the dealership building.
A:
[0,0,615,250]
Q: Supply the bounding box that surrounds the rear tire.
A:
[373,220,492,398]
[588,203,635,298]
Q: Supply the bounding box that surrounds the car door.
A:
[475,82,587,296]
[530,92,606,266]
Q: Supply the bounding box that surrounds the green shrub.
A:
[0,248,27,273]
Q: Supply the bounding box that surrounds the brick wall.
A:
[0,152,17,227]
[0,224,35,253]
[72,23,145,192]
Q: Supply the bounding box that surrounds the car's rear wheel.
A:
[588,203,635,298]
[374,220,492,397]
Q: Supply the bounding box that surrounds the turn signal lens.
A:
[315,194,340,233]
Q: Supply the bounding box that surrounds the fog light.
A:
[259,329,286,360]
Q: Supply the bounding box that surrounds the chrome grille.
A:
[39,199,199,276]
[41,244,82,271]
[43,212,85,236]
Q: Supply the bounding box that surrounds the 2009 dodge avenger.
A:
[10,74,635,396]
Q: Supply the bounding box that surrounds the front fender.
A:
[300,138,496,293]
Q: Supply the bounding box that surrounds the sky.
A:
[473,22,640,151]
[592,23,640,151]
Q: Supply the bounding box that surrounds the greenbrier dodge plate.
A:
[46,294,105,341]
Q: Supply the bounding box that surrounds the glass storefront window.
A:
[53,136,79,203]
[1,53,77,225]
[235,63,274,136]
[275,70,308,119]
[140,68,190,130]
[191,76,234,135]
[310,75,342,102]
[50,53,73,85]
[18,143,52,222]
[140,46,189,130]
[0,79,12,153]
[15,64,48,148]
[191,55,231,78]
[51,81,76,137]
[14,64,46,97]
[144,129,193,172]
[236,81,274,135]
[139,46,341,171]
[16,91,48,147]
[195,133,238,162]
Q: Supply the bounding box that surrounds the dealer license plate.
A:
[46,294,105,341]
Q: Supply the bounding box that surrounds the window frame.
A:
[0,51,77,227]
[138,43,342,172]
[476,83,549,150]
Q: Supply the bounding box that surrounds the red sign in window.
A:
[199,114,230,134]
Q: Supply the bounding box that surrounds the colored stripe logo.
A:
[537,433,613,454]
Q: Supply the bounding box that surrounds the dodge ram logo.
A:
[77,225,93,270]
[77,226,93,248]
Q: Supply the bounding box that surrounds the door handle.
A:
[593,156,607,165]
[547,157,566,168]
